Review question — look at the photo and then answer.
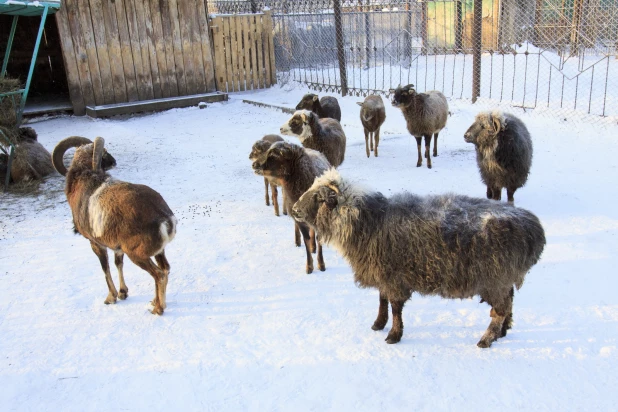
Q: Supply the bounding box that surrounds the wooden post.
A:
[455,0,463,52]
[472,0,482,103]
[333,0,348,96]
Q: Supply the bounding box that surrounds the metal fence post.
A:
[333,0,348,96]
[472,0,482,103]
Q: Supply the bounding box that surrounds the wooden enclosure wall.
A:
[210,12,276,92]
[55,0,216,115]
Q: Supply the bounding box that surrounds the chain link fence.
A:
[208,0,618,122]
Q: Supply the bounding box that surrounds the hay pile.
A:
[0,77,23,145]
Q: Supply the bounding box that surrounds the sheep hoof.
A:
[118,289,128,300]
[385,330,402,344]
[371,323,386,331]
[433,153,438,157]
[416,163,422,167]
[306,265,314,274]
[151,306,164,315]
[104,295,117,305]
[318,263,326,272]
[476,339,492,348]
[427,164,432,169]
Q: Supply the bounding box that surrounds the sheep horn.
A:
[92,137,105,172]
[51,136,92,176]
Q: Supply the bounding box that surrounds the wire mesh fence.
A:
[207,0,618,122]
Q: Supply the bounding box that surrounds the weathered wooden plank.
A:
[242,99,294,114]
[55,7,86,115]
[242,16,252,90]
[249,15,258,90]
[261,13,271,88]
[234,16,246,91]
[185,0,207,94]
[159,0,180,97]
[86,92,228,117]
[134,0,159,99]
[147,0,169,98]
[175,0,196,95]
[211,16,226,92]
[75,0,105,104]
[228,16,239,91]
[223,17,234,92]
[196,0,216,92]
[255,14,265,89]
[63,0,96,109]
[124,0,152,100]
[89,0,116,104]
[101,0,128,103]
[265,10,277,85]
[113,0,139,102]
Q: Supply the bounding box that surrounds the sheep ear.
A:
[356,102,363,106]
[300,112,307,122]
[490,114,502,133]
[92,136,105,172]
[312,95,319,102]
[319,186,338,209]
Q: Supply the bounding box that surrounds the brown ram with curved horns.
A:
[52,136,177,315]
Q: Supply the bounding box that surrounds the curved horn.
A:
[51,136,92,176]
[92,137,105,172]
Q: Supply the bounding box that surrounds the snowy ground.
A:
[1,85,617,410]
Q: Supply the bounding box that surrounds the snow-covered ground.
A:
[1,85,617,410]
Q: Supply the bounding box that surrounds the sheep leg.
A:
[282,188,288,215]
[154,251,170,310]
[271,183,280,216]
[309,228,317,254]
[433,132,439,157]
[424,134,432,169]
[506,187,516,204]
[90,241,118,305]
[298,223,314,274]
[129,255,165,315]
[371,291,389,331]
[364,129,370,158]
[385,298,407,344]
[415,136,423,167]
[492,186,502,201]
[294,222,301,247]
[486,185,493,199]
[114,251,128,300]
[374,128,380,157]
[316,236,325,272]
[477,290,512,348]
[264,178,270,206]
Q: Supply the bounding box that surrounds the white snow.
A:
[1,84,617,410]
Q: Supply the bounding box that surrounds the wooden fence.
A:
[55,0,216,115]
[210,12,276,92]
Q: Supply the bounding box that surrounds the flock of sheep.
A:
[249,86,546,348]
[3,84,546,349]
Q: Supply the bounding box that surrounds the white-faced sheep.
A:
[52,136,176,315]
[391,84,449,169]
[249,134,288,216]
[291,169,546,347]
[295,93,342,122]
[1,127,55,183]
[252,141,330,274]
[464,111,533,203]
[280,110,346,168]
[356,95,386,158]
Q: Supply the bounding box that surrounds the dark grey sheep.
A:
[0,127,55,183]
[295,93,342,122]
[464,111,533,203]
[249,134,287,216]
[357,95,386,158]
[280,110,346,168]
[391,84,449,168]
[291,169,546,347]
[252,141,329,274]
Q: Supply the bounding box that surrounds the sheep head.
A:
[252,141,303,182]
[295,93,319,111]
[52,136,117,176]
[249,140,273,162]
[292,168,363,246]
[280,110,315,141]
[464,110,506,146]
[391,84,417,108]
